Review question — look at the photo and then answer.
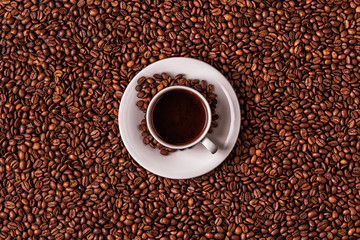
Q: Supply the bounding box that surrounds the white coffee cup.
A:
[146,86,218,154]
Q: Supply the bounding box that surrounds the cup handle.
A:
[201,137,218,154]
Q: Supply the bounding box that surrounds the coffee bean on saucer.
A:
[160,149,169,155]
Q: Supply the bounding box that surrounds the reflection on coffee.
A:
[150,89,208,146]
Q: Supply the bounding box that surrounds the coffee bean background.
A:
[136,73,219,155]
[1,0,360,239]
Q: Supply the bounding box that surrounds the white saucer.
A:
[118,57,241,179]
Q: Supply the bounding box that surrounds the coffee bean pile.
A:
[1,0,360,239]
[135,73,218,155]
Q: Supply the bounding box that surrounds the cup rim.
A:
[146,85,212,149]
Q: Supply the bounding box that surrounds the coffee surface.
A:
[151,89,207,145]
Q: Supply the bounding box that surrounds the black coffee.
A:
[150,89,208,146]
